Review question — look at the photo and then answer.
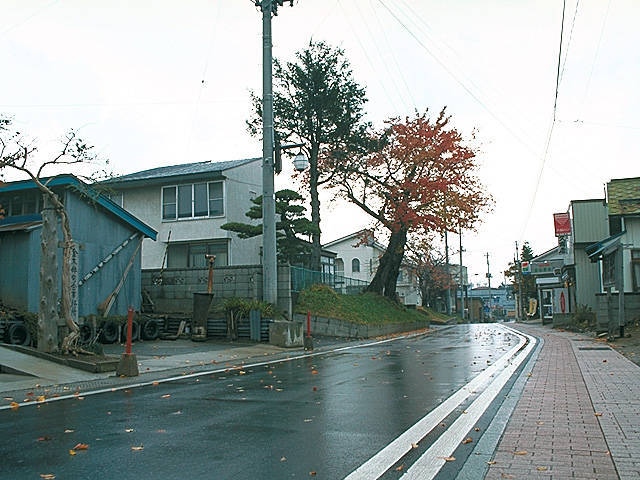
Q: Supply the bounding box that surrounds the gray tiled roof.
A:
[107,158,261,183]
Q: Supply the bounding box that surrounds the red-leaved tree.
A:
[330,108,492,301]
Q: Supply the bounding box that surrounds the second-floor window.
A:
[0,192,40,217]
[162,181,224,220]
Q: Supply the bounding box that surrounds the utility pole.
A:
[515,241,523,322]
[444,230,451,315]
[255,0,295,307]
[486,252,492,320]
[459,225,464,320]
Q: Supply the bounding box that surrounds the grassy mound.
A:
[295,284,440,325]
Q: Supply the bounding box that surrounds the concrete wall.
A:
[142,264,292,317]
[293,313,429,338]
[595,292,640,330]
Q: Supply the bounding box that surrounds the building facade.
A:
[0,175,156,316]
[103,159,262,270]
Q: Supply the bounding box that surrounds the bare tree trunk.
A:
[367,227,407,301]
[33,185,79,353]
[38,195,59,352]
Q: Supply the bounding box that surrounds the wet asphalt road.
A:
[0,324,519,479]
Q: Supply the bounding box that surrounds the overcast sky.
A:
[2,0,638,284]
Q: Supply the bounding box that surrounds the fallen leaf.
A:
[536,466,548,471]
[280,456,287,462]
[395,464,404,471]
[125,428,134,433]
[37,396,46,403]
[474,427,480,432]
[10,402,20,411]
[131,445,144,451]
[68,450,76,456]
[73,443,89,451]
[501,474,515,479]
[439,456,456,462]
[411,443,419,449]
[311,370,319,375]
[37,436,52,442]
[161,394,171,399]
[39,474,56,479]
[462,437,473,444]
[152,381,159,386]
[594,412,603,417]
[309,471,317,476]
[513,450,528,456]
[64,429,75,434]
[486,461,497,465]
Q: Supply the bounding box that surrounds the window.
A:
[352,258,360,273]
[0,192,40,216]
[335,258,344,276]
[602,251,616,287]
[632,250,640,292]
[162,181,224,220]
[167,241,229,268]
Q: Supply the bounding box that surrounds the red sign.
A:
[553,212,571,236]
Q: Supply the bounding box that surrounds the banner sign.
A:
[553,212,571,236]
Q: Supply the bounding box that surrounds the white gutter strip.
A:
[346,325,535,480]
[401,326,536,479]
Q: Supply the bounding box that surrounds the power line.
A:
[519,0,567,240]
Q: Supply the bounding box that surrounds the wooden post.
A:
[38,195,60,352]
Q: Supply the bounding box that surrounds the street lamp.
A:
[292,149,309,171]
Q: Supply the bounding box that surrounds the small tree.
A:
[504,241,537,317]
[1,116,100,353]
[330,109,493,301]
[405,235,452,308]
[248,40,370,271]
[221,189,319,267]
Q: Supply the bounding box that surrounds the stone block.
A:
[269,321,303,348]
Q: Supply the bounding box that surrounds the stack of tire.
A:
[97,318,160,344]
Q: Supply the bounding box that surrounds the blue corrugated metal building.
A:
[0,175,156,317]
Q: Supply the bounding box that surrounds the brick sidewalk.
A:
[485,324,640,480]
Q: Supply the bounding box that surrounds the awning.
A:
[0,220,42,233]
[585,231,625,262]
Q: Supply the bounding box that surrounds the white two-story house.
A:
[323,229,421,306]
[103,158,262,270]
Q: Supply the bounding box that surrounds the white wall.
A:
[120,161,262,269]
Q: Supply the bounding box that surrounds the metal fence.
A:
[290,266,369,295]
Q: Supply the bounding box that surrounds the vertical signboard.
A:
[553,212,571,236]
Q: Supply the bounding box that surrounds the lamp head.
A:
[293,150,309,171]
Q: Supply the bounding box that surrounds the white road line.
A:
[0,331,424,410]
[402,326,536,479]
[345,325,534,480]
